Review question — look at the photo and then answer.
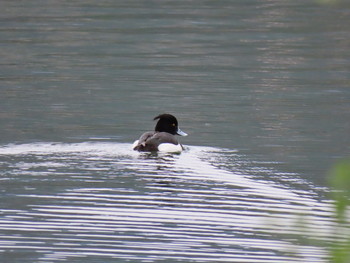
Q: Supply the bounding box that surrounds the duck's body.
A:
[133,114,187,152]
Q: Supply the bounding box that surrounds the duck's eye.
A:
[172,123,176,127]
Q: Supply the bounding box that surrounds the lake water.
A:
[1,0,350,262]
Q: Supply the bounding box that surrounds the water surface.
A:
[1,0,350,262]
[0,142,333,262]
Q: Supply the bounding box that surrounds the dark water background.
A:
[1,0,350,262]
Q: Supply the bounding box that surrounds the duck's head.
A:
[154,114,187,136]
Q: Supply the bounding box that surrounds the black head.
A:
[153,114,187,136]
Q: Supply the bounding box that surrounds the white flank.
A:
[158,143,183,153]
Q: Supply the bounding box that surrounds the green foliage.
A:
[328,160,350,263]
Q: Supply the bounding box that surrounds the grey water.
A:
[1,0,350,262]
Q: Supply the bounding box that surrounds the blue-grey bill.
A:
[177,128,188,136]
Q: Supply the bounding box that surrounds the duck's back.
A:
[133,131,156,151]
[133,131,180,152]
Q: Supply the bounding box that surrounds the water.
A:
[1,0,350,262]
[0,142,332,262]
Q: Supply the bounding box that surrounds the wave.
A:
[0,141,333,262]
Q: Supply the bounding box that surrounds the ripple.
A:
[0,142,335,262]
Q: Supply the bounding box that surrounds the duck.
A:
[133,114,188,152]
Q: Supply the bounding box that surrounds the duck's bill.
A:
[176,128,188,136]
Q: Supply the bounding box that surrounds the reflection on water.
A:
[0,142,334,262]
